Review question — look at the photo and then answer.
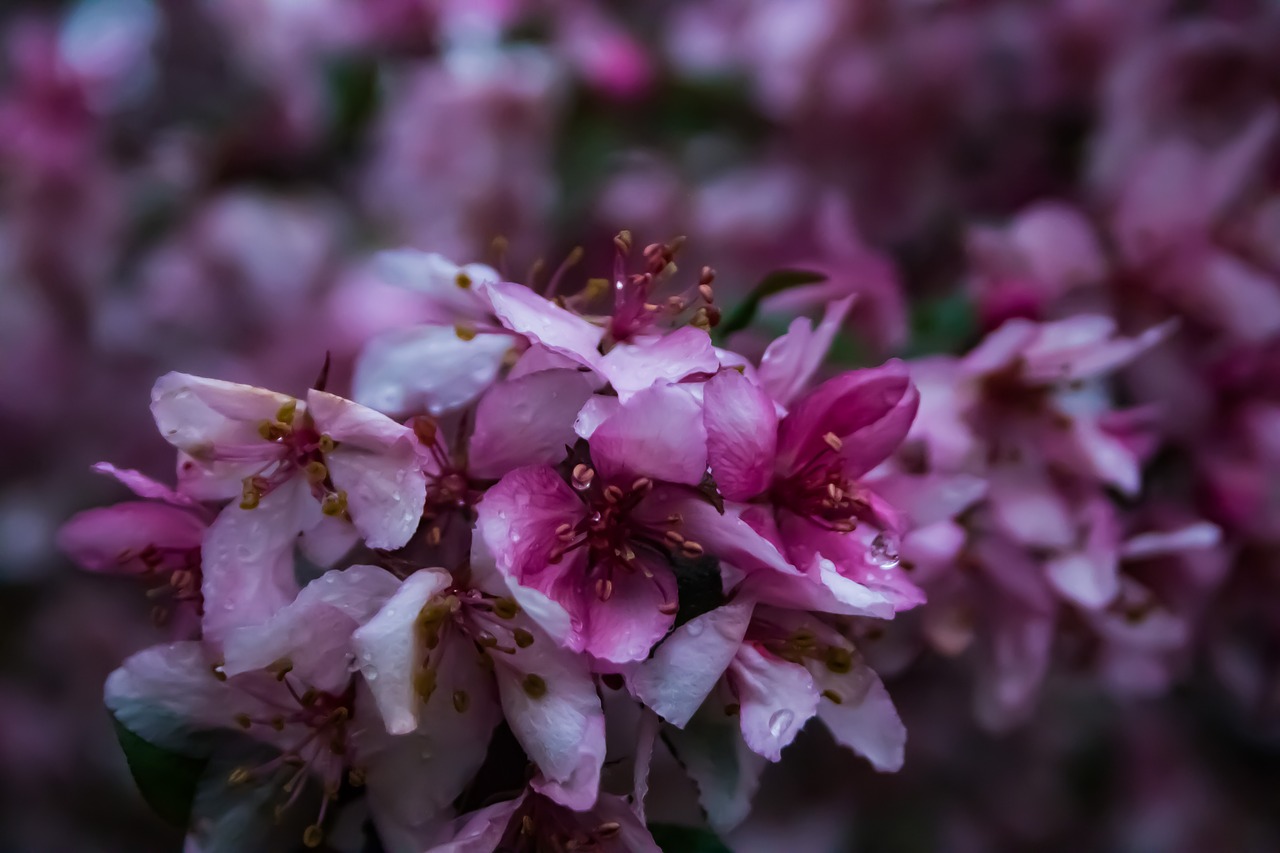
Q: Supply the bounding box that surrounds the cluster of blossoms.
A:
[63,239,928,850]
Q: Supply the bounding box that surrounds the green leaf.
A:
[669,552,726,630]
[716,269,828,339]
[648,822,734,853]
[902,293,978,358]
[112,715,208,828]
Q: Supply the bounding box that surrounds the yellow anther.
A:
[228,767,252,785]
[304,460,328,484]
[321,490,348,517]
[824,646,853,674]
[522,673,547,699]
[233,713,252,729]
[455,271,473,289]
[823,432,843,452]
[268,657,294,681]
[317,434,336,454]
[414,668,437,703]
[492,598,520,619]
[822,689,844,705]
[239,480,261,511]
[276,399,297,425]
[454,322,478,342]
[303,825,324,848]
[513,628,535,648]
[452,690,470,713]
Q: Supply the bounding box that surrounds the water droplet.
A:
[511,532,522,543]
[684,619,705,637]
[869,533,900,569]
[768,709,794,739]
[365,668,378,682]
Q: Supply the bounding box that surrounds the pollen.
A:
[522,673,548,699]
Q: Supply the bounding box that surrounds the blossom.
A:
[151,373,427,640]
[58,463,210,635]
[351,559,606,811]
[106,565,451,852]
[703,361,924,617]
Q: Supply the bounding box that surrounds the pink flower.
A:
[351,560,606,811]
[703,361,924,617]
[58,463,210,635]
[106,565,452,852]
[479,382,790,663]
[151,373,427,640]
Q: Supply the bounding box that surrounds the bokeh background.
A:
[3,0,1280,850]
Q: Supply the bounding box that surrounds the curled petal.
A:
[483,280,604,368]
[151,373,294,461]
[59,502,205,574]
[758,296,854,407]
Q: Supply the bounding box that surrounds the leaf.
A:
[716,269,828,339]
[648,822,734,853]
[902,293,978,358]
[112,714,208,829]
[669,553,726,630]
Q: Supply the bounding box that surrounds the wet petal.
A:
[599,326,719,399]
[151,373,294,460]
[483,280,604,368]
[469,370,595,479]
[704,369,778,502]
[590,383,708,486]
[808,654,905,772]
[729,645,819,762]
[353,325,512,417]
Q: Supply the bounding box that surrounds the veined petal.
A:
[469,370,595,479]
[632,598,754,728]
[729,644,819,762]
[308,390,427,550]
[352,568,455,735]
[590,383,708,486]
[353,325,512,417]
[704,369,778,502]
[483,280,604,368]
[151,372,294,460]
[200,475,318,644]
[758,296,854,407]
[599,326,719,399]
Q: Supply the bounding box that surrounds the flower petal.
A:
[222,564,400,693]
[477,465,583,587]
[372,249,497,320]
[469,370,595,479]
[776,361,918,479]
[590,383,708,486]
[632,598,755,728]
[151,372,293,459]
[599,326,719,399]
[808,654,905,772]
[308,390,428,550]
[704,370,778,502]
[58,502,205,574]
[758,296,854,407]
[353,569,455,735]
[200,475,318,644]
[729,645,819,762]
[92,462,200,507]
[353,325,512,417]
[483,280,604,368]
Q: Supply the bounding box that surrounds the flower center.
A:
[772,433,870,534]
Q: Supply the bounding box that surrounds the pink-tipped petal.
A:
[151,372,293,459]
[704,370,778,502]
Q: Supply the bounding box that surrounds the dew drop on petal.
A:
[869,533,900,570]
[768,709,794,739]
[684,619,705,637]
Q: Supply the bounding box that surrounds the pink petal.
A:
[424,795,526,853]
[307,390,428,550]
[1044,501,1121,610]
[632,597,755,728]
[492,618,607,809]
[776,361,918,479]
[758,296,854,407]
[200,475,318,644]
[357,640,503,851]
[729,644,819,762]
[469,370,595,479]
[477,465,583,587]
[549,552,677,663]
[483,280,604,368]
[222,564,400,692]
[58,502,205,573]
[151,372,293,459]
[778,513,925,614]
[867,473,987,529]
[704,370,778,502]
[352,569,454,734]
[372,249,497,321]
[1120,522,1221,560]
[635,489,795,575]
[353,325,513,417]
[808,654,905,772]
[573,395,620,440]
[91,462,200,507]
[663,710,767,833]
[590,383,708,486]
[598,326,719,399]
[986,465,1076,550]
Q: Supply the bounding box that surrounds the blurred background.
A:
[3,0,1280,850]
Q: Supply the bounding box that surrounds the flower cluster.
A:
[63,239,927,850]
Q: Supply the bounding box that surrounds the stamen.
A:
[521,674,548,699]
[595,577,614,601]
[454,322,478,342]
[513,628,535,648]
[822,689,844,705]
[492,598,520,620]
[823,432,843,452]
[572,464,595,490]
[320,490,348,517]
[452,690,470,713]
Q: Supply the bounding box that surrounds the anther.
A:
[698,283,715,303]
[414,669,437,702]
[228,767,252,785]
[658,601,679,615]
[476,631,498,648]
[824,647,853,674]
[664,530,685,545]
[411,417,438,447]
[257,420,289,441]
[303,825,324,848]
[492,598,520,619]
[454,322,478,341]
[603,485,624,503]
[452,690,470,713]
[822,689,844,705]
[277,399,297,424]
[234,713,252,730]
[522,673,548,699]
[321,490,348,517]
[681,540,705,557]
[614,230,633,254]
[699,266,716,286]
[522,815,536,835]
[427,526,443,545]
[455,271,472,289]
[304,460,328,484]
[239,480,261,511]
[597,821,622,840]
[631,477,652,493]
[268,658,293,681]
[823,432,843,452]
[513,628,535,648]
[572,464,595,489]
[595,578,614,601]
[317,434,337,454]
